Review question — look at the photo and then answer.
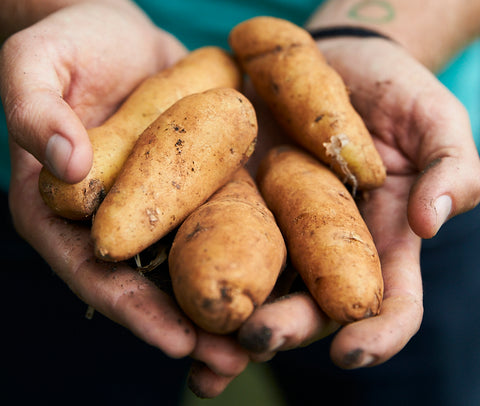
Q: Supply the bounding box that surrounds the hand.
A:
[1,2,249,398]
[0,1,187,183]
[236,37,480,369]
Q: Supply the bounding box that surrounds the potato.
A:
[256,145,383,324]
[91,87,257,262]
[39,46,243,220]
[168,168,286,334]
[229,17,386,192]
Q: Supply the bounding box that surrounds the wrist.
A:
[306,27,402,77]
[306,0,480,73]
[308,25,394,42]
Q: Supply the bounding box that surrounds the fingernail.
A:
[187,361,208,399]
[342,349,376,369]
[433,195,452,233]
[269,336,287,352]
[45,134,72,180]
[238,326,273,353]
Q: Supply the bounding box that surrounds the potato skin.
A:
[39,47,243,220]
[257,145,383,324]
[91,87,258,262]
[229,17,386,192]
[168,168,286,334]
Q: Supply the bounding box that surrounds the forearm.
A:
[306,0,480,72]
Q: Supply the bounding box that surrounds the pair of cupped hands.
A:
[1,2,480,398]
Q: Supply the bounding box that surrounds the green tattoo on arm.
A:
[348,0,396,24]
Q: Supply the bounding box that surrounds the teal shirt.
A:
[0,0,479,192]
[133,0,322,50]
[438,43,480,152]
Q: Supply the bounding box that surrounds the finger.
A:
[0,32,92,183]
[9,147,195,358]
[187,361,236,399]
[37,226,196,358]
[406,93,480,238]
[332,176,424,368]
[330,236,423,368]
[187,332,250,398]
[76,256,196,358]
[190,330,250,377]
[238,292,340,363]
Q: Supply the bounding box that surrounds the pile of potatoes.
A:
[38,17,385,334]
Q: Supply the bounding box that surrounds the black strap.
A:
[308,26,393,42]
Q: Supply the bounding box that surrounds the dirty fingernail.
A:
[187,361,208,399]
[342,349,376,369]
[433,195,452,233]
[238,325,273,353]
[45,134,72,180]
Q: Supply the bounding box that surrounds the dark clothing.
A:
[270,202,480,406]
[0,193,190,405]
[3,190,480,405]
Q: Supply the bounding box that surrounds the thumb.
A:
[407,118,480,239]
[1,37,92,184]
[5,87,92,184]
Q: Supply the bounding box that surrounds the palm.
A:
[238,38,480,370]
[0,2,187,184]
[32,4,185,127]
[3,4,248,399]
[320,38,480,366]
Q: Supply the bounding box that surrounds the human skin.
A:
[0,0,250,398]
[236,0,480,378]
[2,0,480,400]
[306,0,480,72]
